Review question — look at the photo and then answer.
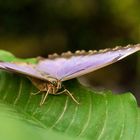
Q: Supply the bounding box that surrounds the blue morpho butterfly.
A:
[0,44,140,105]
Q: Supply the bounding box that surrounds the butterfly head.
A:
[51,79,62,90]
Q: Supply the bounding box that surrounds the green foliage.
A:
[0,50,140,140]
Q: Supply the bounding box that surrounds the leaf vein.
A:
[97,94,108,140]
[13,78,22,105]
[50,96,68,128]
[118,96,125,139]
[78,93,92,136]
[65,105,78,132]
[2,75,13,100]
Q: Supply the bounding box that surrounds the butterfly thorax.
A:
[28,77,62,94]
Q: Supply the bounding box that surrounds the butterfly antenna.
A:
[39,88,50,106]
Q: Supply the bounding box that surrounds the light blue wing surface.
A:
[36,44,140,81]
[0,62,47,81]
[0,44,140,82]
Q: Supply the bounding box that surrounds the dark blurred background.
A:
[0,0,140,103]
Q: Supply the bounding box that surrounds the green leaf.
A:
[0,102,79,140]
[0,50,37,63]
[0,50,140,140]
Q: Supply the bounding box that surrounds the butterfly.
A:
[0,44,140,105]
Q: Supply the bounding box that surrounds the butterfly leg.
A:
[57,89,80,105]
[64,89,80,105]
[39,87,51,106]
[31,90,41,95]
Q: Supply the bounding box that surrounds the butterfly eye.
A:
[52,81,57,86]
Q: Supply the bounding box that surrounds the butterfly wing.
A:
[0,44,139,82]
[36,58,68,79]
[36,44,140,81]
[0,62,48,81]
